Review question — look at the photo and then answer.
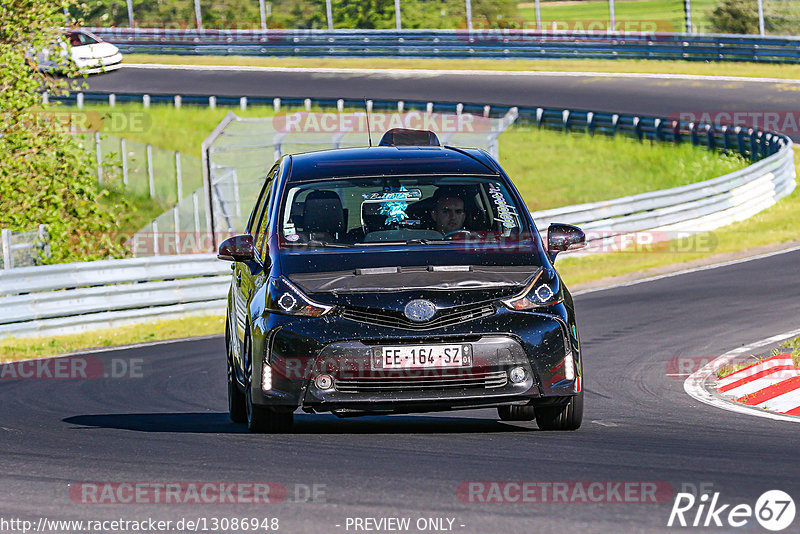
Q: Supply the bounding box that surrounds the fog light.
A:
[509,366,526,383]
[315,374,334,391]
[564,354,575,381]
[278,292,297,312]
[262,363,272,392]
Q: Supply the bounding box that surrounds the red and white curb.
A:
[684,327,800,423]
[716,353,800,416]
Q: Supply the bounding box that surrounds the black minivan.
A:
[218,129,586,433]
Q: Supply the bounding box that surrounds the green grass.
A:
[126,53,800,79]
[555,148,800,286]
[780,336,800,368]
[520,0,718,34]
[77,103,748,211]
[79,103,283,157]
[716,334,800,378]
[499,125,746,210]
[0,315,224,362]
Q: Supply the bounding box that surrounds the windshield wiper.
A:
[310,241,349,248]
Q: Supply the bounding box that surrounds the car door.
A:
[231,165,278,379]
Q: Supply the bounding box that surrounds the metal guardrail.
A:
[90,28,800,63]
[7,91,794,338]
[532,146,795,251]
[0,255,229,338]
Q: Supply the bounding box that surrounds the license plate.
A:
[377,344,471,370]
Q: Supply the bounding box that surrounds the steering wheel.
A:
[443,229,476,240]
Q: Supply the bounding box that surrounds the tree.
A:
[0,0,128,263]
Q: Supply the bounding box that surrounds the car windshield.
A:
[279,176,528,247]
[67,31,98,46]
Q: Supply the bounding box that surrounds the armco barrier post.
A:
[95,131,103,183]
[706,126,716,151]
[38,225,50,261]
[121,138,129,186]
[147,144,155,198]
[152,220,159,256]
[192,192,201,235]
[175,152,183,200]
[1,229,11,270]
[173,206,180,255]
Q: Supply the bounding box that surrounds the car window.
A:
[67,32,98,46]
[78,32,98,45]
[253,166,280,260]
[246,176,270,235]
[279,176,526,248]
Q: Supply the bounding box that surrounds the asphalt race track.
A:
[1,67,799,533]
[84,66,800,140]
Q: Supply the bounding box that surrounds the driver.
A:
[430,193,467,235]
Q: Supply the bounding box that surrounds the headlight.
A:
[267,277,334,317]
[501,268,563,310]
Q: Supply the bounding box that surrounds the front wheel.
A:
[245,387,294,433]
[228,360,246,423]
[243,342,293,433]
[535,392,583,431]
[497,405,536,421]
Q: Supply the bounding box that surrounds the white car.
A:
[65,29,123,74]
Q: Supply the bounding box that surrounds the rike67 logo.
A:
[668,489,795,531]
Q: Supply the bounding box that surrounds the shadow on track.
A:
[63,412,535,434]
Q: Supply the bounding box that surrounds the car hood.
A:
[71,42,119,59]
[281,247,542,308]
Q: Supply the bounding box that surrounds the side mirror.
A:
[217,234,255,262]
[547,223,585,261]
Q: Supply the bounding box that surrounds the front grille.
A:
[334,370,508,393]
[339,302,495,330]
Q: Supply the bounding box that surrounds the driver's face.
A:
[431,197,466,234]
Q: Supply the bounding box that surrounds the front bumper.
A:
[250,306,581,415]
[77,53,123,74]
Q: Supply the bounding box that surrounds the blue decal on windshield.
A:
[363,186,415,224]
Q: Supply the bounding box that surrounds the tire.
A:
[245,387,294,433]
[242,336,294,433]
[226,321,246,423]
[535,391,583,431]
[228,359,246,424]
[497,405,536,421]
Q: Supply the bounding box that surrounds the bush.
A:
[0,0,129,263]
[708,0,760,34]
[709,0,800,35]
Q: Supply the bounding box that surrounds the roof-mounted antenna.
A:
[364,97,373,147]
